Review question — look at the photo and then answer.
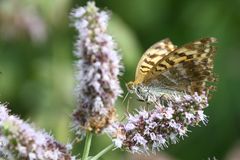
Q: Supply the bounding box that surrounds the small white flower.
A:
[97,11,109,31]
[169,119,180,129]
[138,110,149,119]
[49,150,60,160]
[66,143,73,151]
[131,146,141,153]
[113,138,123,148]
[125,123,135,131]
[144,126,151,135]
[178,126,187,136]
[174,94,182,102]
[165,107,174,119]
[103,123,118,135]
[156,134,166,144]
[193,92,203,103]
[184,94,192,101]
[17,145,27,155]
[78,19,89,30]
[29,152,37,160]
[149,121,157,129]
[73,7,86,18]
[133,133,147,147]
[198,110,208,125]
[93,97,104,112]
[0,106,8,123]
[169,133,179,144]
[150,132,156,141]
[185,112,195,122]
[128,114,139,123]
[152,112,163,120]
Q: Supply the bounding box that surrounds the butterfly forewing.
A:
[135,38,177,84]
[143,37,217,97]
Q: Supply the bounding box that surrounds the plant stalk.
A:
[90,144,114,160]
[82,132,93,160]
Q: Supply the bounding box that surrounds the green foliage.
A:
[0,0,239,159]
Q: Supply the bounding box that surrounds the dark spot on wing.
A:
[166,58,175,65]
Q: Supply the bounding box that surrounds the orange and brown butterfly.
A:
[126,37,217,103]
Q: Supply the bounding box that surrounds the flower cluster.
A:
[0,1,47,42]
[113,93,209,153]
[0,104,74,160]
[71,2,122,135]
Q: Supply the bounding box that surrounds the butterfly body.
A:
[127,37,217,103]
[128,82,185,103]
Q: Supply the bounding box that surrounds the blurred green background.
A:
[0,0,240,160]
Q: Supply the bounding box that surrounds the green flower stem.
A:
[82,132,93,160]
[90,144,114,160]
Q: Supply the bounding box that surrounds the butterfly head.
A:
[126,81,151,101]
[126,81,135,93]
[126,81,144,93]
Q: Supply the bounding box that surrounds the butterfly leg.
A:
[136,98,145,102]
[159,94,170,106]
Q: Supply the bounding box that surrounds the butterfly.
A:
[126,37,217,103]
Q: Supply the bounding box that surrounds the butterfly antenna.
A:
[122,91,129,104]
[127,96,132,113]
[119,76,130,92]
[119,76,128,84]
[119,114,127,122]
[119,97,131,122]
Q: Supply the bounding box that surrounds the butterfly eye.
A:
[126,81,134,92]
[136,86,142,94]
